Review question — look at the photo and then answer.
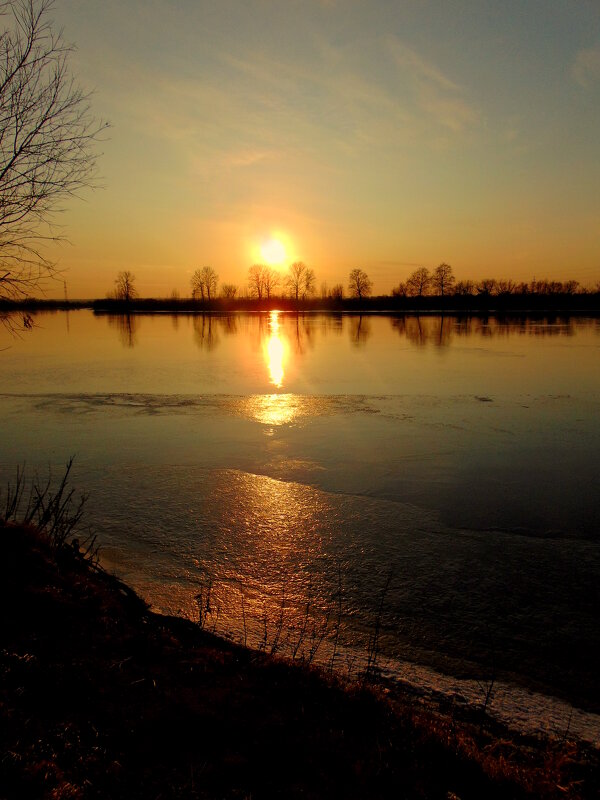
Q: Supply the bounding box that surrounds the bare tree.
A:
[221,283,237,299]
[497,279,517,295]
[262,266,280,299]
[477,278,498,296]
[391,282,407,298]
[454,279,475,295]
[406,267,431,297]
[563,280,579,295]
[0,0,107,301]
[329,283,344,301]
[532,279,579,295]
[286,261,304,301]
[114,270,137,302]
[431,263,455,296]
[303,266,316,299]
[302,267,317,300]
[191,268,205,300]
[200,265,217,300]
[348,268,372,300]
[286,261,315,301]
[191,266,218,301]
[248,263,265,299]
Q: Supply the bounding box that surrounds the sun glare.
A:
[261,238,286,266]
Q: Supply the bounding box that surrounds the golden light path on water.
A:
[235,310,334,424]
[246,309,299,426]
[265,310,285,388]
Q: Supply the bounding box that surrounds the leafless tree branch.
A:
[0,0,108,300]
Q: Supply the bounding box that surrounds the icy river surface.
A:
[1,310,599,742]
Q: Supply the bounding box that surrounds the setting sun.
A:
[260,238,286,267]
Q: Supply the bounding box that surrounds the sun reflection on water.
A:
[246,393,298,425]
[265,310,286,388]
[247,310,296,425]
[235,312,332,426]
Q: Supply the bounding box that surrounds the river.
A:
[1,309,599,742]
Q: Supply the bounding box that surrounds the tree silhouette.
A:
[0,0,107,301]
[391,282,407,297]
[262,266,280,299]
[201,265,218,300]
[454,279,474,295]
[563,280,580,295]
[221,283,237,299]
[497,279,517,295]
[303,266,316,299]
[114,271,137,302]
[348,268,372,300]
[431,263,455,296]
[191,269,205,300]
[191,266,218,301]
[248,263,265,299]
[406,267,431,297]
[477,278,498,296]
[286,261,315,301]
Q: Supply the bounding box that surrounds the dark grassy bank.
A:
[91,292,600,314]
[1,291,599,315]
[1,522,598,800]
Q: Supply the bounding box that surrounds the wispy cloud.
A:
[387,37,479,133]
[100,27,479,190]
[387,40,460,93]
[572,45,600,87]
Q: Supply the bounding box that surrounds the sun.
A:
[260,238,286,266]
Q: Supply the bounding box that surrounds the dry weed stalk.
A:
[1,457,96,560]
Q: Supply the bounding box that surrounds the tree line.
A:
[390,265,583,298]
[110,262,595,304]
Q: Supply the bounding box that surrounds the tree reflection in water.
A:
[389,314,581,347]
[349,314,372,347]
[106,313,138,348]
[193,315,219,351]
[103,311,588,358]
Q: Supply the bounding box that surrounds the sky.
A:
[44,0,600,298]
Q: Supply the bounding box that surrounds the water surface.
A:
[1,310,599,735]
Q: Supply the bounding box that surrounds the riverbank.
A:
[2,292,599,314]
[1,522,598,799]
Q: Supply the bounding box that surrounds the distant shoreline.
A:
[2,293,600,315]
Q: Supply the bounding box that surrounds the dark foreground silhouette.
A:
[1,523,598,799]
[1,288,600,315]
